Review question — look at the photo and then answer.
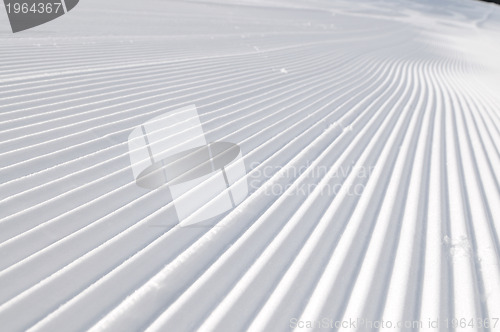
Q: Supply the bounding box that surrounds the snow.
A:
[0,0,500,331]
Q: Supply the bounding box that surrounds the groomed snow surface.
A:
[1,0,500,331]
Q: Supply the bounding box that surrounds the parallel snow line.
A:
[165,51,421,332]
[458,66,500,162]
[0,49,396,332]
[440,53,483,331]
[0,51,354,215]
[294,58,430,331]
[86,45,414,330]
[0,42,382,282]
[244,49,423,332]
[0,35,393,83]
[19,43,408,332]
[378,56,438,332]
[0,36,342,93]
[0,29,374,67]
[0,52,278,97]
[444,58,500,323]
[0,55,333,172]
[380,51,461,329]
[0,47,316,110]
[0,46,364,233]
[457,77,500,219]
[0,42,370,164]
[2,2,499,331]
[0,43,329,142]
[419,50,449,331]
[0,42,325,117]
[0,46,357,191]
[0,34,406,136]
[0,42,384,306]
[338,53,436,332]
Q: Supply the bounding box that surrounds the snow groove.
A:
[1,0,499,331]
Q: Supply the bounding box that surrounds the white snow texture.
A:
[1,0,500,331]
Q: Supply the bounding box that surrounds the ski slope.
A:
[1,0,500,331]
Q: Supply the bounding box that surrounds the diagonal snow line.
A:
[0,47,334,160]
[0,45,364,206]
[456,74,500,213]
[2,1,500,330]
[6,44,402,332]
[443,56,500,323]
[0,38,317,92]
[338,53,436,332]
[0,52,270,97]
[92,48,412,330]
[0,50,315,139]
[439,53,482,330]
[378,56,440,332]
[0,37,410,176]
[0,44,358,166]
[168,51,421,332]
[294,54,429,330]
[0,45,324,142]
[0,36,377,83]
[0,55,330,174]
[0,44,378,286]
[0,58,341,213]
[0,42,323,114]
[419,50,449,331]
[246,52,423,332]
[0,31,363,69]
[0,47,355,225]
[0,50,390,330]
[0,48,310,108]
[0,46,376,280]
